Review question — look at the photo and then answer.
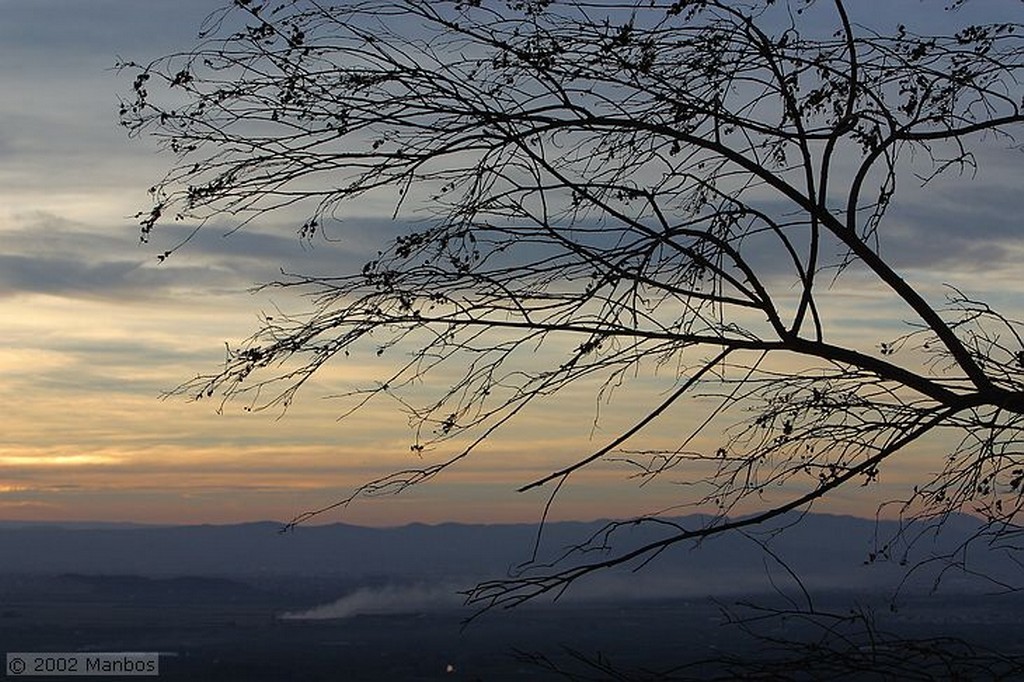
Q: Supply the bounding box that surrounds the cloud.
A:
[0,210,387,302]
[884,173,1022,273]
[0,253,146,299]
[0,1,212,61]
[0,454,123,468]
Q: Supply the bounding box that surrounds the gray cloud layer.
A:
[1,1,1018,305]
[0,211,385,302]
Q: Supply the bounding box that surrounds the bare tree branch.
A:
[120,0,1024,618]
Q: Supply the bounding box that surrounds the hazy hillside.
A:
[0,513,1016,600]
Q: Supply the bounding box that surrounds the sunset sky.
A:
[1,1,1021,527]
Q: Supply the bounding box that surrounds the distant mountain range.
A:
[0,513,1018,601]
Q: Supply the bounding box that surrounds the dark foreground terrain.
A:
[3,574,1024,681]
[3,516,1024,679]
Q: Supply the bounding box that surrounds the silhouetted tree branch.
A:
[121,0,1024,614]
